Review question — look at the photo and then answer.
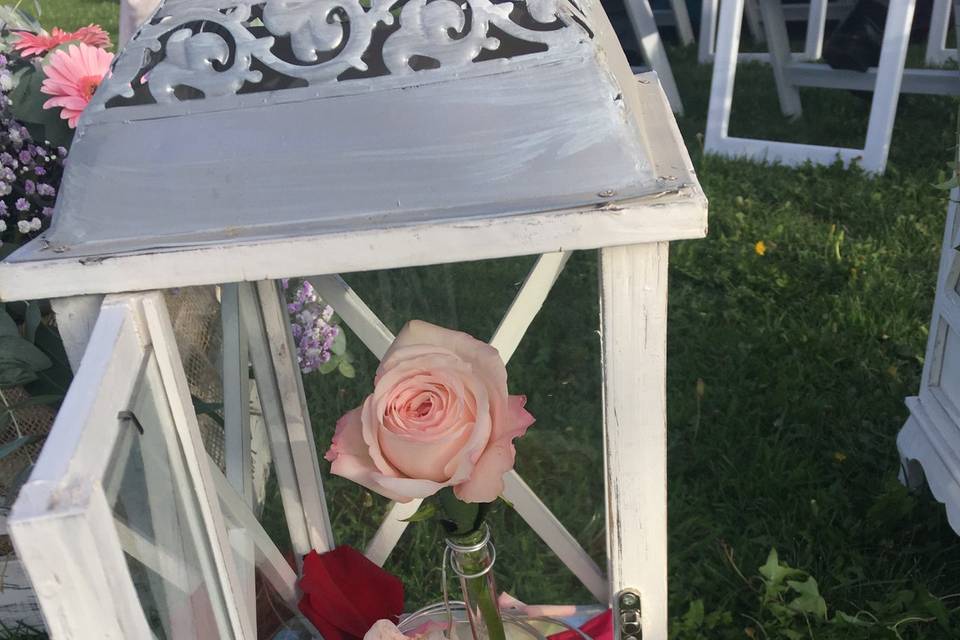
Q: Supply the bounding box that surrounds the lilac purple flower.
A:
[0,51,67,246]
[283,280,342,374]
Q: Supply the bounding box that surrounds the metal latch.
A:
[617,589,642,640]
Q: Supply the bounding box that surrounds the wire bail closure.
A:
[444,524,497,579]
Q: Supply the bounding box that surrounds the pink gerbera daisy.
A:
[40,44,114,129]
[13,24,111,57]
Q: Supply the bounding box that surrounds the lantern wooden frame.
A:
[1,0,707,635]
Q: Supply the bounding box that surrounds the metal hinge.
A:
[616,589,642,640]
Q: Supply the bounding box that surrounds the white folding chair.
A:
[705,0,960,174]
[925,0,959,64]
[653,0,698,45]
[698,0,856,63]
[624,0,686,114]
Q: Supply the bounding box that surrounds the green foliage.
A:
[7,62,73,149]
[669,600,733,639]
[0,307,52,387]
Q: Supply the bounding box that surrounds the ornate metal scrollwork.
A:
[96,0,592,110]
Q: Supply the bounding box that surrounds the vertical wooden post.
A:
[600,242,669,640]
[221,283,256,631]
[51,295,104,372]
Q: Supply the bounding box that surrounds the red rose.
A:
[298,546,404,640]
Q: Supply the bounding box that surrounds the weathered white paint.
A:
[600,242,670,640]
[489,252,572,363]
[9,300,158,639]
[242,285,314,564]
[220,283,256,629]
[0,190,705,304]
[899,189,960,535]
[50,295,104,372]
[256,280,335,553]
[705,0,926,174]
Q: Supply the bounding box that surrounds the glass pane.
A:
[166,286,227,472]
[286,255,604,608]
[218,493,313,640]
[104,353,235,640]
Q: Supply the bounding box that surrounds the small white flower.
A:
[0,72,12,92]
[29,217,41,231]
[0,220,6,232]
[17,220,30,233]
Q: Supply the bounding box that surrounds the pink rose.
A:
[325,320,534,503]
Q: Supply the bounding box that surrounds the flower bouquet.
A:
[0,5,112,249]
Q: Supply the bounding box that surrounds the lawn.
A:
[5,2,960,639]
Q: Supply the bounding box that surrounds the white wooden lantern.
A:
[899,188,960,534]
[0,0,707,637]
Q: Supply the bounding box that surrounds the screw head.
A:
[619,592,640,609]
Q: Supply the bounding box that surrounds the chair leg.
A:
[698,0,719,62]
[744,0,766,43]
[758,0,803,117]
[705,0,745,148]
[925,0,949,63]
[669,0,697,46]
[862,0,917,173]
[624,0,685,114]
[803,0,829,60]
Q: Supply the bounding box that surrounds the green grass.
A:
[12,3,960,639]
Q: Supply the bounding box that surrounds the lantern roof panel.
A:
[7,0,665,262]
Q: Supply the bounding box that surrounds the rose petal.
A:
[453,395,534,503]
[327,407,410,502]
[382,320,508,393]
[299,547,404,640]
